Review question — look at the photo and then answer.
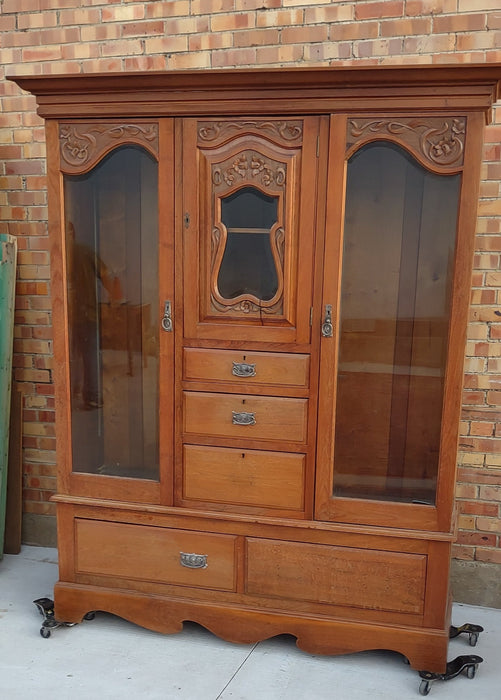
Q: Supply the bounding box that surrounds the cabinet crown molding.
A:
[9,64,501,120]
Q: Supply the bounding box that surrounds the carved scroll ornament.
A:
[198,120,303,147]
[59,123,159,173]
[347,117,466,169]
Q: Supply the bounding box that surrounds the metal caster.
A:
[449,623,484,647]
[419,679,431,696]
[418,655,483,695]
[34,597,94,637]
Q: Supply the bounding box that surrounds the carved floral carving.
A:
[59,123,159,172]
[212,152,286,190]
[347,118,466,168]
[198,120,303,147]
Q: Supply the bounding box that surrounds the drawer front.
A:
[184,392,308,443]
[184,348,310,388]
[75,519,236,591]
[246,538,426,614]
[183,445,305,510]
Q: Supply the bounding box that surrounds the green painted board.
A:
[0,234,17,558]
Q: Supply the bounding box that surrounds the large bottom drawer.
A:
[246,538,426,615]
[75,519,237,591]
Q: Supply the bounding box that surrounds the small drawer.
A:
[246,538,426,614]
[183,392,308,443]
[75,519,236,591]
[184,348,310,388]
[183,445,305,511]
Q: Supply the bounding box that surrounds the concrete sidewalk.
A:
[1,546,500,699]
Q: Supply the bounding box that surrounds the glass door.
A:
[315,115,464,530]
[64,145,159,481]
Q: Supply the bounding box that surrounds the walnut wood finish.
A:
[12,65,501,676]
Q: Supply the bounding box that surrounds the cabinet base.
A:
[53,581,449,673]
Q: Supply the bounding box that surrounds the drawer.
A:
[183,445,305,511]
[184,348,310,388]
[246,538,426,615]
[75,519,237,591]
[183,392,308,443]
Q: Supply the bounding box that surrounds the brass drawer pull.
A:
[180,552,208,569]
[232,361,256,378]
[232,411,256,426]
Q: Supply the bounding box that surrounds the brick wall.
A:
[1,1,501,596]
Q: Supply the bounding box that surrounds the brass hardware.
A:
[232,361,256,378]
[232,411,256,426]
[184,213,190,228]
[180,552,207,569]
[161,300,173,332]
[321,304,334,337]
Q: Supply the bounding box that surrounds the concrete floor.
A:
[1,546,500,699]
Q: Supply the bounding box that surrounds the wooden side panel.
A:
[183,392,308,443]
[75,519,237,591]
[246,538,427,615]
[183,445,305,510]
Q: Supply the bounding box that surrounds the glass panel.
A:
[333,142,460,504]
[218,186,278,300]
[64,146,159,480]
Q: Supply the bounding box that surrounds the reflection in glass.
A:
[218,187,279,300]
[64,146,159,480]
[333,142,460,504]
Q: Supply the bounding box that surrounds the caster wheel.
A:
[84,611,96,621]
[40,627,51,639]
[419,679,431,696]
[469,633,478,647]
[466,665,477,679]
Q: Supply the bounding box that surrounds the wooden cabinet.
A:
[13,65,501,674]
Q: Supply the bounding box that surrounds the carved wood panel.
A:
[59,123,159,174]
[346,117,466,171]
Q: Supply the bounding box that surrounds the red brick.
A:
[212,48,257,68]
[355,1,404,20]
[475,548,501,564]
[102,5,145,22]
[406,0,457,14]
[459,501,499,516]
[281,25,328,44]
[470,422,495,437]
[22,47,63,62]
[476,516,501,532]
[191,0,233,14]
[234,28,280,47]
[235,0,281,9]
[145,1,190,18]
[479,485,501,500]
[380,18,431,36]
[452,544,475,560]
[433,13,487,33]
[122,21,165,37]
[456,530,497,547]
[462,390,486,406]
